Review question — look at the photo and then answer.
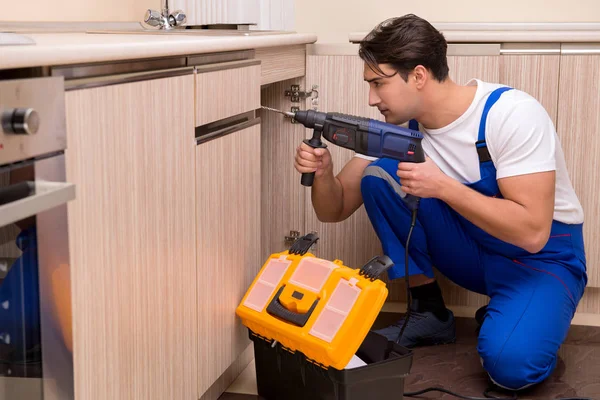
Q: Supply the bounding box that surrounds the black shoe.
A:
[373,301,456,348]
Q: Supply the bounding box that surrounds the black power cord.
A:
[396,208,596,400]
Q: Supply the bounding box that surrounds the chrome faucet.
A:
[144,0,186,29]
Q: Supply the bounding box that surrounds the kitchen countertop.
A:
[349,22,600,43]
[4,21,600,70]
[0,29,318,70]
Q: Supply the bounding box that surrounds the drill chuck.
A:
[293,109,327,130]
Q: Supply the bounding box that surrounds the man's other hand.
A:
[396,156,450,199]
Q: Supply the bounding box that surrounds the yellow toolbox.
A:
[235,233,393,370]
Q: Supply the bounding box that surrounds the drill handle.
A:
[301,129,327,187]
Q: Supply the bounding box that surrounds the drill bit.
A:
[261,106,295,118]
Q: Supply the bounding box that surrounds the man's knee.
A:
[478,335,557,391]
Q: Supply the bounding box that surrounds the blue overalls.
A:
[360,87,587,390]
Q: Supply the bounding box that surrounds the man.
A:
[294,14,587,391]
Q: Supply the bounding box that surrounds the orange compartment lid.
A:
[236,250,389,370]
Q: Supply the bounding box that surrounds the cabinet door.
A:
[447,55,500,85]
[499,55,560,125]
[260,77,308,259]
[195,122,262,397]
[65,74,198,399]
[556,55,600,288]
[303,55,383,269]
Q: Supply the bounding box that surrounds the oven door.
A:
[0,154,75,400]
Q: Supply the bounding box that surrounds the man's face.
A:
[364,63,419,125]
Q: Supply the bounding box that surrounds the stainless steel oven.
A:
[0,76,75,400]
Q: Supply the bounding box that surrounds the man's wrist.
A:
[437,175,463,203]
[315,164,335,182]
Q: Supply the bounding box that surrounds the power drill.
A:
[262,107,426,210]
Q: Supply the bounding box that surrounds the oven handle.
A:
[0,180,75,227]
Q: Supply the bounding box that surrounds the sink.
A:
[87,24,295,37]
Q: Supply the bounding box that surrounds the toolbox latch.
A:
[359,255,394,281]
[288,232,319,256]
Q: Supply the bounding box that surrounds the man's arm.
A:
[312,157,371,222]
[398,97,558,254]
[441,97,558,253]
[439,171,555,253]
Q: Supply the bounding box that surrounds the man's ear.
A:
[413,65,428,89]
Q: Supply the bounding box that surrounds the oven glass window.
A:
[0,165,42,380]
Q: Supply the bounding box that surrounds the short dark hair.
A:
[358,14,449,82]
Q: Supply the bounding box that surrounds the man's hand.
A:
[294,142,333,178]
[396,157,451,199]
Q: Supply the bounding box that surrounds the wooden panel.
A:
[195,64,261,126]
[499,55,560,125]
[576,288,600,318]
[65,75,197,400]
[557,55,600,288]
[260,77,307,259]
[304,55,383,269]
[255,45,306,85]
[447,55,500,85]
[196,124,262,398]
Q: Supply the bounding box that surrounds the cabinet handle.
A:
[196,113,260,145]
[561,44,600,55]
[65,66,194,91]
[0,180,75,227]
[192,59,261,74]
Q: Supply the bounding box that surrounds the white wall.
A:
[0,0,294,29]
[0,0,160,21]
[295,0,600,43]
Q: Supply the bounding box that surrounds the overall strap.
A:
[476,86,513,163]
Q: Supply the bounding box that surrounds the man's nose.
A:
[368,89,381,107]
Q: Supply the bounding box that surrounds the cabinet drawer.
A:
[195,60,261,127]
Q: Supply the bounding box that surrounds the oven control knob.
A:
[1,108,40,135]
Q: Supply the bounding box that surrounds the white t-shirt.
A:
[356,79,584,224]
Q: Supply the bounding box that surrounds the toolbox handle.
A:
[266,285,318,327]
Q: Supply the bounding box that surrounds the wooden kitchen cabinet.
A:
[447,55,500,85]
[195,60,261,126]
[195,122,262,399]
[65,73,198,400]
[260,77,309,259]
[499,54,561,126]
[303,55,383,269]
[556,55,600,288]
